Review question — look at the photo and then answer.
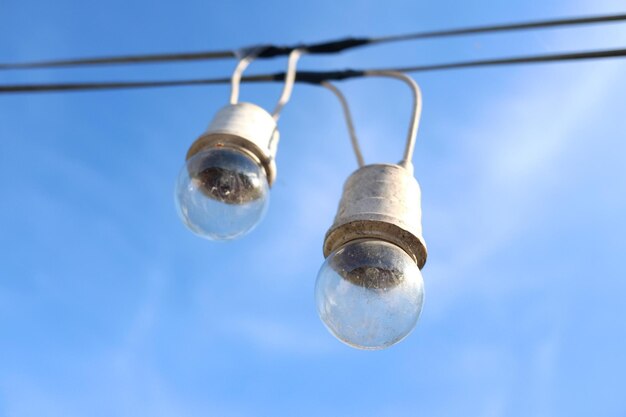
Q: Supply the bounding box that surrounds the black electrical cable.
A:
[1,12,625,70]
[383,47,626,76]
[0,50,236,70]
[371,12,626,43]
[0,77,236,93]
[2,47,625,94]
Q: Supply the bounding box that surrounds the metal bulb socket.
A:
[316,164,427,349]
[186,102,280,189]
[323,163,427,269]
[174,103,277,240]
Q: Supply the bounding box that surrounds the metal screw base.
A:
[323,164,427,269]
[186,102,280,185]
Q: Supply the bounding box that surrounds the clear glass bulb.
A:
[175,147,269,240]
[315,239,424,350]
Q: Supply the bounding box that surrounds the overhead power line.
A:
[371,12,626,43]
[0,50,236,71]
[1,12,626,70]
[2,47,625,94]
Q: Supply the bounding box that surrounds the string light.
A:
[174,49,302,240]
[316,72,427,349]
[3,12,626,349]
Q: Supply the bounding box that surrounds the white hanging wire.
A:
[272,49,304,120]
[364,70,422,168]
[321,81,365,167]
[323,71,422,168]
[229,48,304,122]
[229,49,261,104]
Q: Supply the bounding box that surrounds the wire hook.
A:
[321,81,365,167]
[230,47,304,121]
[323,71,423,169]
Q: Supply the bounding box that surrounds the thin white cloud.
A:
[425,58,626,314]
[219,314,339,355]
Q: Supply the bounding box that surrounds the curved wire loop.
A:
[364,70,422,168]
[323,71,423,169]
[229,48,261,105]
[321,81,365,167]
[272,49,303,120]
[230,48,304,121]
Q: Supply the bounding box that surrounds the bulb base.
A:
[323,164,427,269]
[186,103,279,185]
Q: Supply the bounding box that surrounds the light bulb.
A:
[319,164,427,349]
[315,239,424,350]
[175,146,269,240]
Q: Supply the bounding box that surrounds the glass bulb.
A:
[175,147,269,240]
[315,239,424,350]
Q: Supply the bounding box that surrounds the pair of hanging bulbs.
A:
[174,50,428,350]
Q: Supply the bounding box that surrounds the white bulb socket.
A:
[186,102,280,185]
[323,164,427,269]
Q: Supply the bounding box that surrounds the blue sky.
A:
[1,0,626,416]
